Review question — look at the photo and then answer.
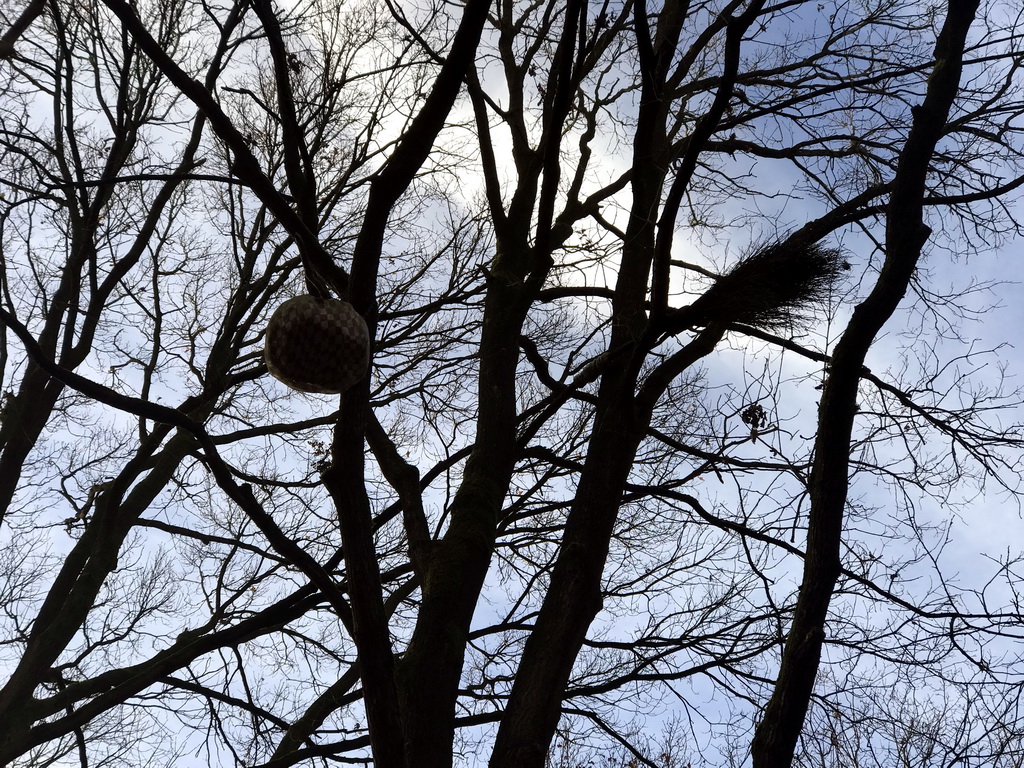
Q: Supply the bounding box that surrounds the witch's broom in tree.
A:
[575,238,843,387]
[676,238,844,332]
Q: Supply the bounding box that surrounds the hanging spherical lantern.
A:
[264,295,369,394]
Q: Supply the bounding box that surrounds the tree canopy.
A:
[0,0,1023,766]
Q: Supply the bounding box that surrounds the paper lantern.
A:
[264,295,369,394]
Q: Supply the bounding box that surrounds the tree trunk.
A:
[751,2,981,764]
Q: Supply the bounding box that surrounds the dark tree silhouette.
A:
[0,0,1023,767]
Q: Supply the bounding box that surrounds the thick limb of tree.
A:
[751,2,982,765]
[322,2,492,766]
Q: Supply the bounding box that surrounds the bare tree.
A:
[1,0,1023,767]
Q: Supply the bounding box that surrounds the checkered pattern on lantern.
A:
[264,296,369,394]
